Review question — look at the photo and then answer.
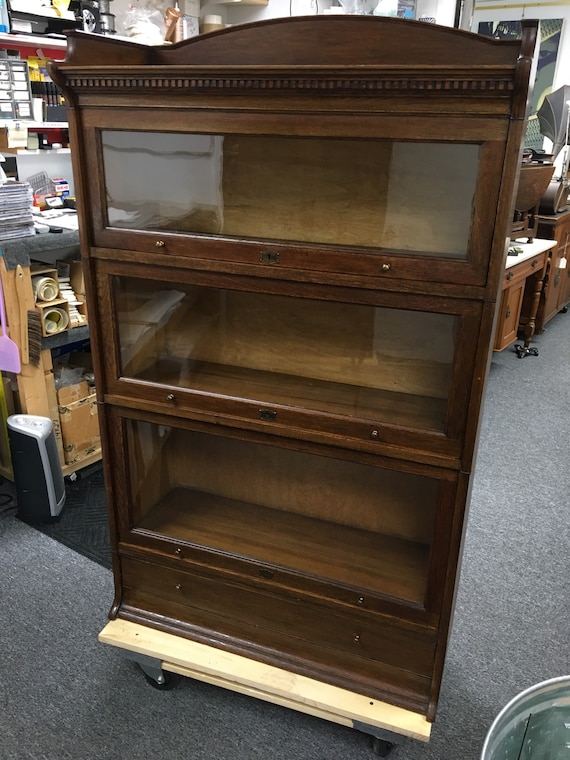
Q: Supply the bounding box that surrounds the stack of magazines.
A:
[0,182,34,242]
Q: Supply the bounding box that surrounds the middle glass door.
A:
[97,268,482,461]
[112,276,459,430]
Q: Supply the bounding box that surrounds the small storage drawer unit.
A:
[0,59,32,120]
[51,16,536,741]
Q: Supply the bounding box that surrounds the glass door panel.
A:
[126,419,437,604]
[114,277,457,432]
[101,131,479,259]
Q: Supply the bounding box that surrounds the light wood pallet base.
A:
[99,619,431,746]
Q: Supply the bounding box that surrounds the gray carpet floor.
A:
[29,463,111,569]
[1,315,569,760]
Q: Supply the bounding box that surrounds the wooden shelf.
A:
[138,488,430,605]
[0,147,70,155]
[1,121,67,129]
[218,0,268,4]
[25,122,69,129]
[43,323,89,351]
[0,32,67,50]
[135,359,447,431]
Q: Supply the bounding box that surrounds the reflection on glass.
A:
[127,419,437,602]
[102,131,479,257]
[115,277,456,431]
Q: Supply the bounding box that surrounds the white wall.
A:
[110,0,569,93]
[111,0,457,32]
[199,0,456,27]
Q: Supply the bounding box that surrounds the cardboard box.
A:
[0,124,27,149]
[57,380,89,407]
[51,177,70,198]
[58,392,100,465]
[56,259,84,292]
[70,260,85,295]
[76,294,89,325]
[44,357,65,464]
[56,260,70,280]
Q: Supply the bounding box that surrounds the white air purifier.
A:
[7,414,65,522]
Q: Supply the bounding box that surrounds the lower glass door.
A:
[125,418,440,606]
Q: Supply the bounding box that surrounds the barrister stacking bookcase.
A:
[50,16,537,749]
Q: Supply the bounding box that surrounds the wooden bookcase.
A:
[50,17,536,746]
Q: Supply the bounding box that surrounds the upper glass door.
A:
[100,131,480,260]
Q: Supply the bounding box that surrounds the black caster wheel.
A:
[142,670,178,690]
[371,737,396,756]
[514,343,539,359]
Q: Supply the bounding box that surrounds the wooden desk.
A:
[494,238,556,357]
[536,209,570,332]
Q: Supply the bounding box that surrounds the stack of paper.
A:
[0,182,34,242]
[58,277,86,327]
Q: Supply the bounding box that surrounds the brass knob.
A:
[167,393,175,401]
[371,430,379,439]
[156,240,165,248]
[381,263,391,272]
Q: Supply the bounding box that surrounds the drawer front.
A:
[95,228,487,289]
[502,253,546,288]
[119,554,437,692]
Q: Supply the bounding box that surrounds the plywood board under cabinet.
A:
[99,618,431,741]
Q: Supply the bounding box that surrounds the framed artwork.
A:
[478,19,563,150]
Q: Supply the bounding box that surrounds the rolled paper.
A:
[44,307,69,334]
[32,276,59,302]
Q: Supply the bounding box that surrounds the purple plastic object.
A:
[0,264,21,374]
